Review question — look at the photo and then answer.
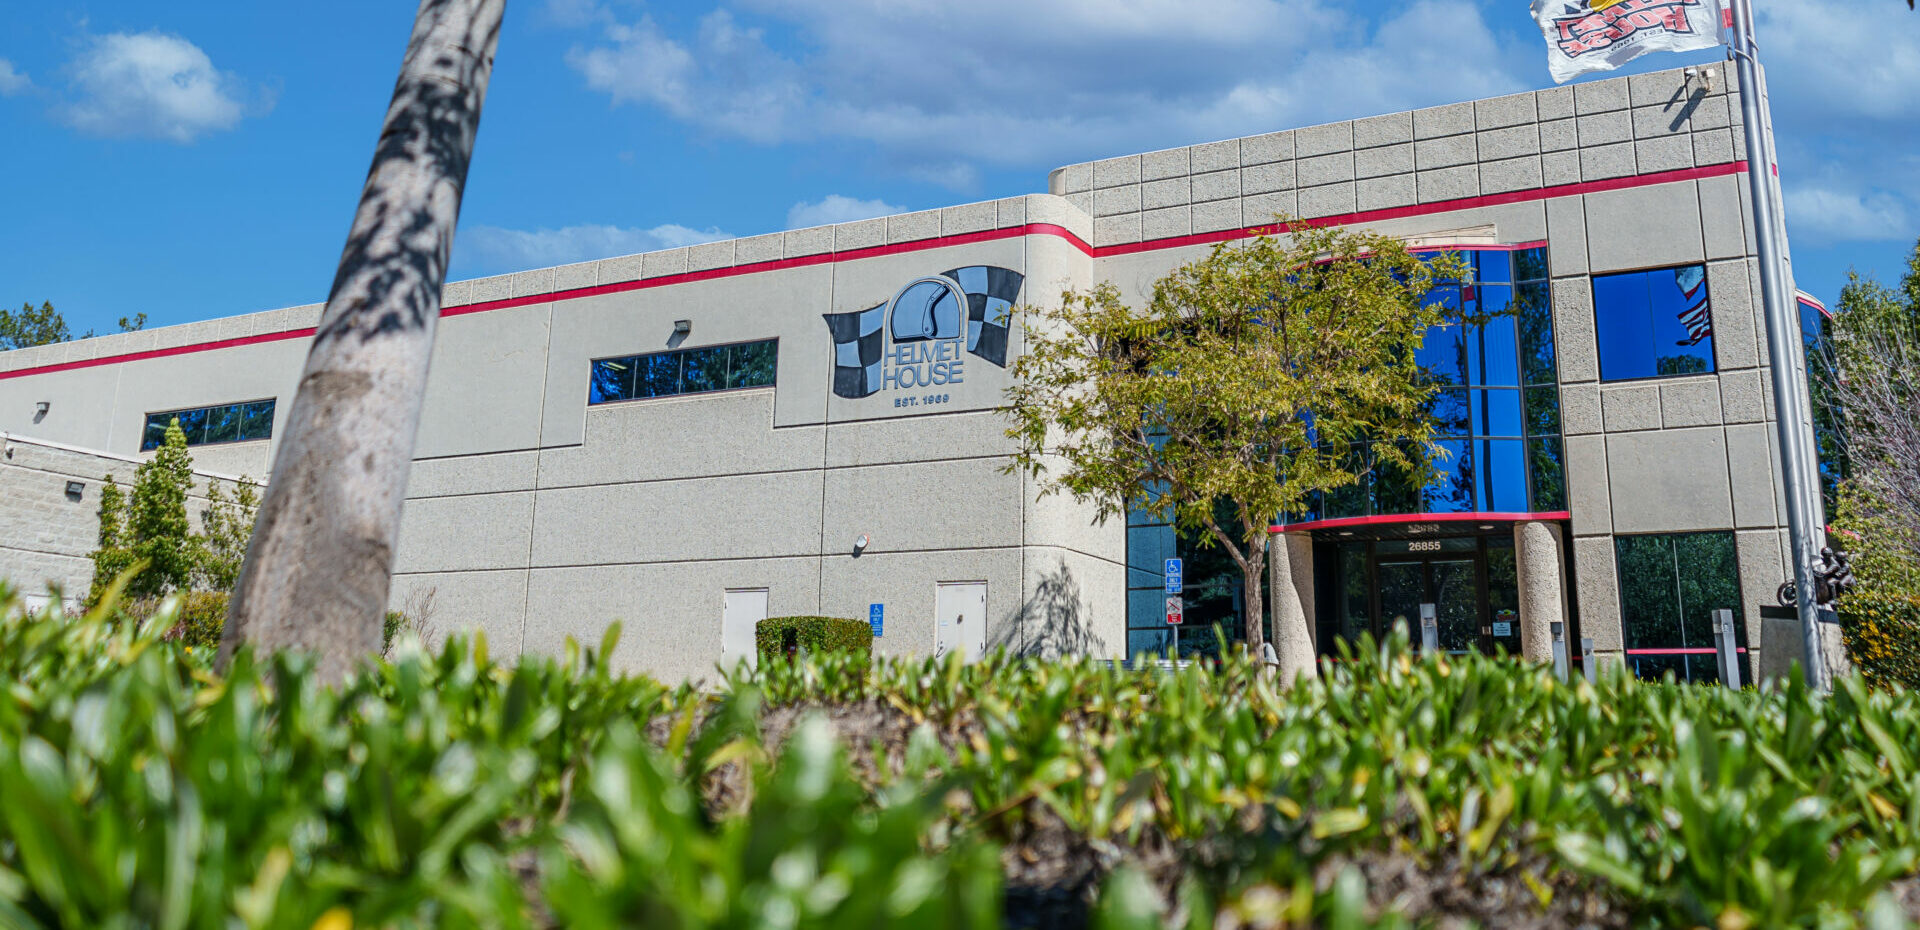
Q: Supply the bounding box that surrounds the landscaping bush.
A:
[3,580,1919,928]
[754,615,872,660]
[1840,592,1920,691]
[118,591,229,651]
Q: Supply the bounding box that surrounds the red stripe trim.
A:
[1625,647,1748,655]
[0,162,1745,383]
[1269,511,1570,534]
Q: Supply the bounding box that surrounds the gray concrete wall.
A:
[0,431,258,607]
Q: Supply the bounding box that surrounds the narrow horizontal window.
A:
[142,399,276,451]
[587,339,779,405]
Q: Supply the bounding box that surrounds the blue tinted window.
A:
[1430,388,1471,437]
[1529,437,1566,511]
[1473,389,1524,438]
[1470,295,1519,385]
[1515,246,1549,282]
[1516,281,1556,385]
[1126,525,1174,578]
[1423,439,1475,513]
[1474,250,1512,284]
[141,399,276,451]
[1127,623,1174,658]
[1594,265,1715,381]
[1479,439,1529,512]
[1524,386,1561,437]
[589,340,777,406]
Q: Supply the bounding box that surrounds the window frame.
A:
[586,337,780,407]
[1590,262,1718,384]
[141,398,277,451]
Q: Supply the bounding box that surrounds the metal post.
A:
[1419,603,1439,654]
[1727,0,1829,691]
[1550,620,1569,682]
[1581,637,1596,683]
[1712,608,1744,689]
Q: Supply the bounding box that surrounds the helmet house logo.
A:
[822,266,1024,399]
[1546,0,1717,58]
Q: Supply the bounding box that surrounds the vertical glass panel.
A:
[1516,281,1557,385]
[1524,386,1561,437]
[589,358,634,405]
[1372,441,1424,516]
[239,400,276,441]
[1337,543,1371,647]
[1474,249,1512,284]
[1486,540,1521,653]
[1528,437,1567,511]
[142,415,169,451]
[1515,246,1550,282]
[1424,439,1475,513]
[1416,286,1468,384]
[203,404,242,444]
[1649,265,1714,376]
[1617,534,1686,681]
[1127,525,1174,577]
[1376,561,1424,644]
[1431,559,1478,653]
[1479,439,1529,512]
[636,353,681,398]
[1473,389,1524,438]
[1430,388,1472,437]
[1594,270,1657,381]
[1128,626,1175,659]
[680,346,728,394]
[726,340,778,388]
[1471,291,1519,385]
[1674,532,1743,683]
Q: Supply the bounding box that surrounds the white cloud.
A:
[561,0,1530,186]
[0,59,29,96]
[1786,186,1914,246]
[455,222,732,275]
[786,194,904,230]
[61,32,261,142]
[1758,0,1920,125]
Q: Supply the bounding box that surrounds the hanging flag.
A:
[1674,265,1712,346]
[1533,0,1730,84]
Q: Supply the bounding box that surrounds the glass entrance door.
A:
[1374,557,1484,654]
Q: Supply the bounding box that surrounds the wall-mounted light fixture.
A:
[673,320,692,336]
[65,481,85,501]
[34,401,50,418]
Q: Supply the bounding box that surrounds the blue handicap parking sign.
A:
[869,603,884,637]
[1164,558,1183,594]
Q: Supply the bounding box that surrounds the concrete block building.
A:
[0,65,1821,683]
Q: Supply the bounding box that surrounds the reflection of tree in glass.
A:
[590,359,632,403]
[1529,438,1568,511]
[1617,534,1686,681]
[1516,281,1558,385]
[681,347,727,393]
[727,341,778,388]
[638,354,681,398]
[1674,532,1745,682]
[1657,354,1711,376]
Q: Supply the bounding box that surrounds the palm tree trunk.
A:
[219,0,506,682]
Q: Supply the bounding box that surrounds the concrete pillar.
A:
[1514,521,1566,665]
[1269,532,1318,683]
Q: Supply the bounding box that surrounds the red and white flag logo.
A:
[1533,0,1729,83]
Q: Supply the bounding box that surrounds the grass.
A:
[1,580,1917,928]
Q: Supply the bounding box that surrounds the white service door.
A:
[722,588,769,668]
[934,582,987,662]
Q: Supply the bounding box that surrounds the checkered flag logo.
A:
[942,265,1024,368]
[822,302,887,398]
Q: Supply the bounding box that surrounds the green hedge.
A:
[120,591,229,651]
[1839,592,1920,691]
[755,615,871,660]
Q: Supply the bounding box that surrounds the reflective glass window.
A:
[1515,246,1550,283]
[141,400,275,450]
[1524,386,1561,437]
[1516,281,1556,385]
[589,340,778,406]
[1470,289,1519,386]
[590,358,634,404]
[1472,389,1524,439]
[1430,388,1472,437]
[1128,624,1175,658]
[1616,532,1745,683]
[1593,265,1715,381]
[1423,439,1475,513]
[1528,437,1566,511]
[1474,249,1512,284]
[1478,439,1529,512]
[1127,525,1174,581]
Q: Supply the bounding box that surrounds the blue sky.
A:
[2,1,1916,336]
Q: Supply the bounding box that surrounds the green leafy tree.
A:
[87,420,199,602]
[195,477,261,591]
[1005,220,1465,655]
[1,301,147,350]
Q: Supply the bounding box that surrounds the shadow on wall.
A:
[995,558,1107,659]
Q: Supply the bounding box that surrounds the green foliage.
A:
[753,615,873,661]
[87,425,261,605]
[0,301,71,350]
[1839,592,1920,691]
[4,585,1920,928]
[1005,219,1468,647]
[115,591,231,651]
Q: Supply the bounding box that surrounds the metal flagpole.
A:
[1726,0,1831,690]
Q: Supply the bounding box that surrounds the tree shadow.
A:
[995,558,1109,659]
